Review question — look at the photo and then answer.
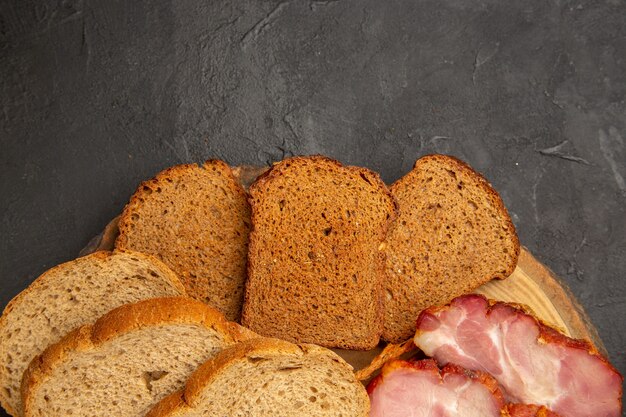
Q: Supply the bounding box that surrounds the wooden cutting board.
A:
[82,165,606,372]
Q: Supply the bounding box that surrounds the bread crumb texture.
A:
[242,156,397,350]
[382,154,519,342]
[116,160,251,321]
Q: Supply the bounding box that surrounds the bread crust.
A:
[145,392,188,417]
[0,249,185,417]
[20,297,251,417]
[116,160,247,251]
[242,155,398,350]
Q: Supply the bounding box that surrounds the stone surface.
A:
[0,0,625,413]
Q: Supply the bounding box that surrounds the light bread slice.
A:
[116,160,251,321]
[241,156,397,350]
[0,249,185,417]
[21,297,253,417]
[146,338,370,417]
[382,154,520,342]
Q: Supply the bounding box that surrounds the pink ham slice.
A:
[367,359,505,417]
[414,294,623,417]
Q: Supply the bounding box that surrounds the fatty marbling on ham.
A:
[367,359,504,417]
[414,294,623,417]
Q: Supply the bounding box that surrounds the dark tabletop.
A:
[1,0,625,414]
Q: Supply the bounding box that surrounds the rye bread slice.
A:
[382,154,520,342]
[21,297,253,417]
[241,156,397,350]
[116,160,251,321]
[0,249,185,417]
[146,338,370,417]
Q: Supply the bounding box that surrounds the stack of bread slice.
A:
[0,250,186,416]
[0,154,520,416]
[22,297,252,417]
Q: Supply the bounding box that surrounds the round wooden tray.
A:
[82,165,606,374]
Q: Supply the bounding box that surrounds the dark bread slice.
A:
[146,338,370,417]
[382,154,520,342]
[116,160,251,321]
[241,156,397,350]
[21,297,254,417]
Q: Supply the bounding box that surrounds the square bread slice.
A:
[0,249,186,417]
[241,156,398,350]
[115,160,251,321]
[21,297,253,417]
[146,338,370,417]
[382,154,520,342]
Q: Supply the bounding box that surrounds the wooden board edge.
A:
[518,248,607,355]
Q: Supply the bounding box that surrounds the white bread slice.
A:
[146,338,370,417]
[21,297,253,417]
[0,250,186,417]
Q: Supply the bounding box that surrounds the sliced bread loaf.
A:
[146,338,370,417]
[382,154,520,342]
[21,297,253,417]
[115,160,251,321]
[0,249,185,417]
[241,156,397,350]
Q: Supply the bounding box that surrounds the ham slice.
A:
[367,359,504,417]
[414,294,623,417]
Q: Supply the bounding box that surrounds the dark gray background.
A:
[1,0,625,414]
